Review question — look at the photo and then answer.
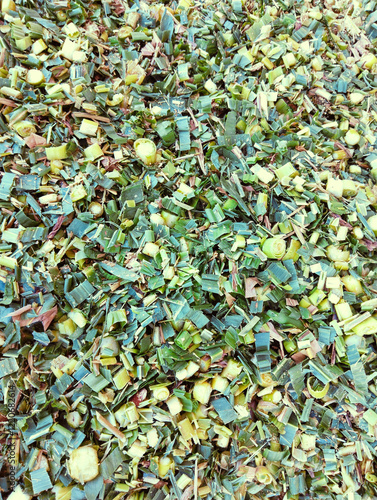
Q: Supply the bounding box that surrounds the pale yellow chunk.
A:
[68,446,99,483]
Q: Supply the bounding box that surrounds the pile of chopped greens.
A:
[2,0,377,498]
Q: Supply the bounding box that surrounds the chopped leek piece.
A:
[307,376,329,399]
[84,143,103,160]
[46,145,68,161]
[12,121,37,138]
[68,447,99,484]
[262,237,286,259]
[193,381,212,404]
[26,69,45,85]
[79,119,99,137]
[134,138,157,165]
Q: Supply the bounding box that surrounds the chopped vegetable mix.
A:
[1,0,377,499]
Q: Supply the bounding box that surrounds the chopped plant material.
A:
[2,0,377,499]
